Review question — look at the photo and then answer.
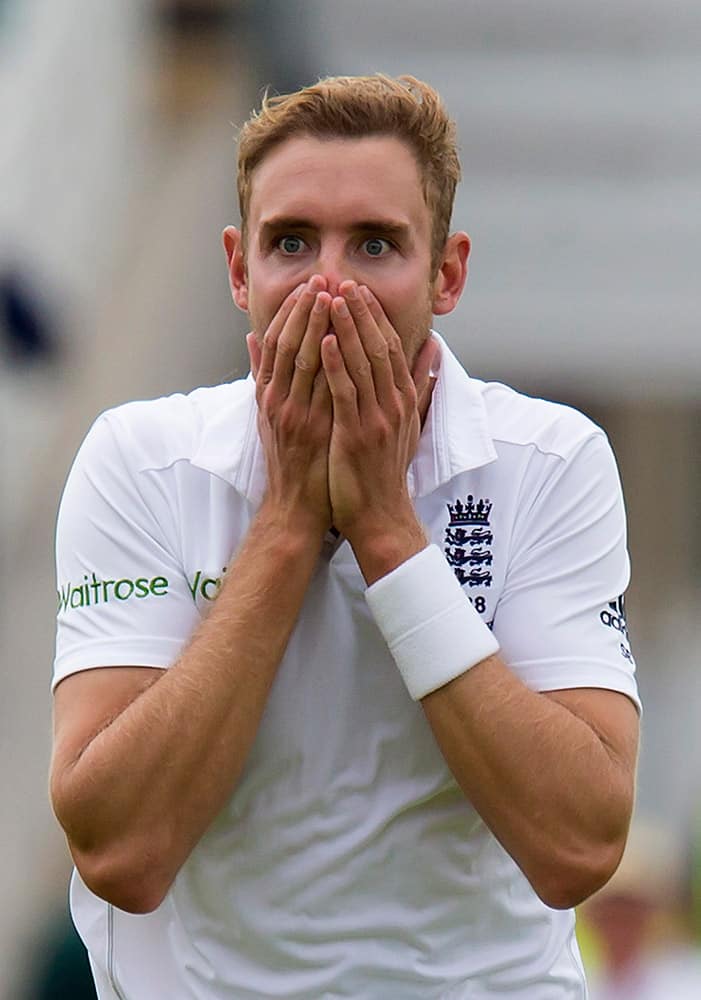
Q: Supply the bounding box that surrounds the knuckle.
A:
[370,420,391,448]
[255,378,273,409]
[338,382,358,404]
[387,332,402,354]
[278,405,299,435]
[401,381,417,405]
[387,403,404,426]
[259,386,278,413]
[276,338,296,359]
[294,354,314,373]
[355,300,373,323]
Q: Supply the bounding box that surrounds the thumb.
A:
[246,332,261,378]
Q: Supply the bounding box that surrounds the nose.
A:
[315,240,350,298]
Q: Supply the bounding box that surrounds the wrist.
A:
[365,544,500,700]
[346,512,427,585]
[256,496,329,550]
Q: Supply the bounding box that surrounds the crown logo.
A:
[447,495,492,526]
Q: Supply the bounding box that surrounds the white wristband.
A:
[365,544,500,701]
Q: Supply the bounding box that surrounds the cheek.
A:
[243,289,269,334]
[380,279,433,326]
[246,283,300,337]
[367,275,413,318]
[249,263,301,311]
[376,262,432,304]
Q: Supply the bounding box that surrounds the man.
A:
[51,75,640,998]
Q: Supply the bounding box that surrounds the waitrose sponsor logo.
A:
[57,569,228,613]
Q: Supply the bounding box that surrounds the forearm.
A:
[359,527,636,910]
[55,502,323,910]
[421,656,637,908]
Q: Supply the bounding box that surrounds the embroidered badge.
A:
[445,495,494,588]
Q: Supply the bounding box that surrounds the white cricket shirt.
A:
[54,333,639,999]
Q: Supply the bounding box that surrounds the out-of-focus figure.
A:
[0,0,149,368]
[20,907,96,1000]
[583,820,701,999]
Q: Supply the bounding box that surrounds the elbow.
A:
[86,866,169,916]
[71,842,174,914]
[528,777,635,910]
[531,838,626,911]
[51,779,176,914]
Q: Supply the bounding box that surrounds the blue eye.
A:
[363,237,391,257]
[278,235,305,255]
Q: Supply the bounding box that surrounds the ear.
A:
[431,231,470,316]
[222,225,248,312]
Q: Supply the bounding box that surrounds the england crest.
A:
[445,495,494,587]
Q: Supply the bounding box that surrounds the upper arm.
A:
[494,431,640,711]
[53,413,200,690]
[51,666,164,783]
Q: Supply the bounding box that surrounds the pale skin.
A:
[50,135,639,916]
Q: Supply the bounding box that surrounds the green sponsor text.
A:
[57,573,169,613]
[58,567,229,614]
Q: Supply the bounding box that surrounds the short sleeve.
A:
[493,432,640,711]
[53,412,201,690]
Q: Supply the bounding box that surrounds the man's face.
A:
[227,134,465,369]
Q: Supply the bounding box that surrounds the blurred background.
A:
[1,1,699,996]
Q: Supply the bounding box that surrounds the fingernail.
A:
[309,274,324,292]
[360,285,373,303]
[344,283,358,300]
[292,283,305,299]
[313,293,327,313]
[335,298,349,317]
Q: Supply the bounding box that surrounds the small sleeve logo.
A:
[599,595,634,662]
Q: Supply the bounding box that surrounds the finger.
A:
[341,282,395,406]
[257,284,304,394]
[309,364,332,422]
[359,284,394,340]
[358,284,415,395]
[330,295,377,414]
[246,332,261,378]
[272,275,326,391]
[386,331,416,397]
[321,334,360,426]
[412,334,438,415]
[287,291,331,406]
[412,333,437,392]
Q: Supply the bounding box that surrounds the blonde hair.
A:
[237,74,461,274]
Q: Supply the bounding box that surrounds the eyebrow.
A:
[258,216,411,243]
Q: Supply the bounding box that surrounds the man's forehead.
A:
[251,131,417,173]
[246,133,429,229]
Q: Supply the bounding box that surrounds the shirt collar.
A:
[408,331,497,498]
[189,374,268,503]
[190,332,497,504]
